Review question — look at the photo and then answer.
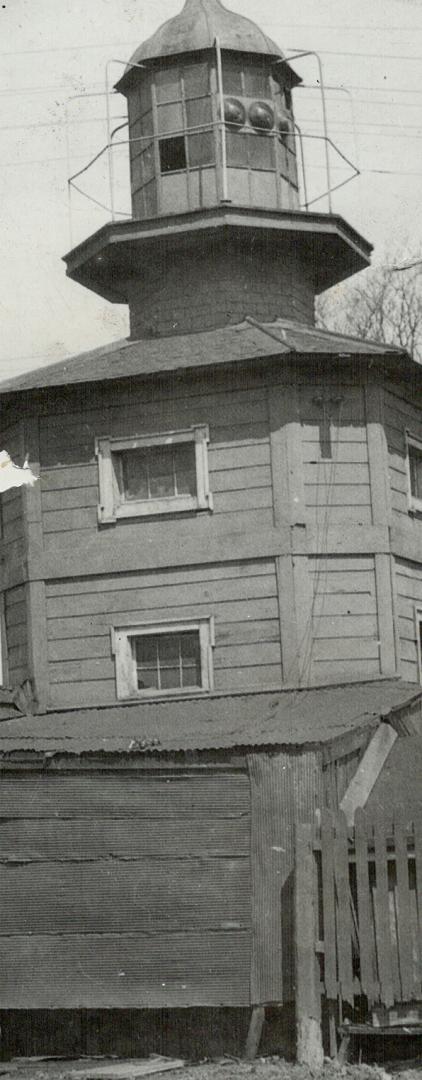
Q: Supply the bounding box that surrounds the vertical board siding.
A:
[305,555,381,684]
[45,560,281,707]
[395,558,422,682]
[248,752,323,1004]
[384,389,422,519]
[0,770,252,1009]
[300,384,372,525]
[39,385,273,537]
[4,585,28,685]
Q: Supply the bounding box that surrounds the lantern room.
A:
[116,40,301,219]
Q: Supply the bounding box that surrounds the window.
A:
[96,426,212,523]
[159,135,187,173]
[406,432,422,511]
[112,618,214,699]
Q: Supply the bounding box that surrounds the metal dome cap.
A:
[116,0,295,92]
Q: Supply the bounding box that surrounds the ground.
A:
[0,1056,421,1080]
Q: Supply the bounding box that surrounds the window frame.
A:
[406,431,422,513]
[415,607,422,684]
[96,425,212,523]
[111,617,215,700]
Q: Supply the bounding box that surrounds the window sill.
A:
[117,686,210,702]
[99,495,212,523]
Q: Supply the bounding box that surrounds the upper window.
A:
[112,618,214,699]
[96,426,212,523]
[406,432,422,512]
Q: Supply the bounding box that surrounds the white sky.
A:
[1,0,422,377]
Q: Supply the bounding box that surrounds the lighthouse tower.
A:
[64,0,372,338]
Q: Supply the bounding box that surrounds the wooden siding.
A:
[0,421,25,548]
[300,384,372,525]
[4,584,28,686]
[306,555,381,684]
[39,384,274,543]
[395,558,422,682]
[385,388,422,520]
[45,560,281,707]
[0,770,251,1009]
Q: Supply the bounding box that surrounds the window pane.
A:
[183,60,209,98]
[159,136,187,173]
[180,631,201,686]
[157,102,184,135]
[159,634,180,665]
[120,449,149,500]
[226,130,248,167]
[141,111,153,138]
[222,58,242,95]
[134,636,159,690]
[148,445,176,498]
[186,97,212,129]
[174,442,197,495]
[248,132,275,171]
[187,131,215,167]
[410,444,422,499]
[155,66,181,103]
[140,146,155,184]
[244,62,270,98]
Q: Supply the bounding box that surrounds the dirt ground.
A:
[0,1055,421,1080]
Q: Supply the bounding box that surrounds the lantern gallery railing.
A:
[66,47,361,243]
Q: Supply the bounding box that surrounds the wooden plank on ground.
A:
[393,812,415,1001]
[333,811,354,1007]
[354,809,377,1004]
[373,815,394,1008]
[320,809,337,999]
[79,1058,185,1079]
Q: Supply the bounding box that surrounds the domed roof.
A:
[121,0,285,73]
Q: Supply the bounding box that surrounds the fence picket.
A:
[394,812,416,1001]
[373,816,394,1008]
[320,809,337,999]
[333,811,354,1007]
[354,809,377,1004]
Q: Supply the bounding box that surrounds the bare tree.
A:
[316,251,422,362]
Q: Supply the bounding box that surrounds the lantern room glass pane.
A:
[157,102,184,135]
[159,135,187,173]
[183,60,210,98]
[249,132,275,171]
[186,97,212,129]
[222,58,243,95]
[244,62,270,98]
[140,111,153,138]
[140,146,155,184]
[155,66,181,103]
[187,131,215,167]
[226,129,248,167]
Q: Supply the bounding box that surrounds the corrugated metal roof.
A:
[0,320,410,396]
[0,680,419,756]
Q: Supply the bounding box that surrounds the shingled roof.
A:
[0,319,412,396]
[0,679,420,757]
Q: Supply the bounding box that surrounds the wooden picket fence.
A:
[295,809,422,1063]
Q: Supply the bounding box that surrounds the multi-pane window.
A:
[407,433,422,510]
[135,631,201,692]
[155,59,214,175]
[112,619,214,698]
[96,426,212,523]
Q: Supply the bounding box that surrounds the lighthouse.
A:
[0,0,421,1063]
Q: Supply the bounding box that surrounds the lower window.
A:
[112,618,214,699]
